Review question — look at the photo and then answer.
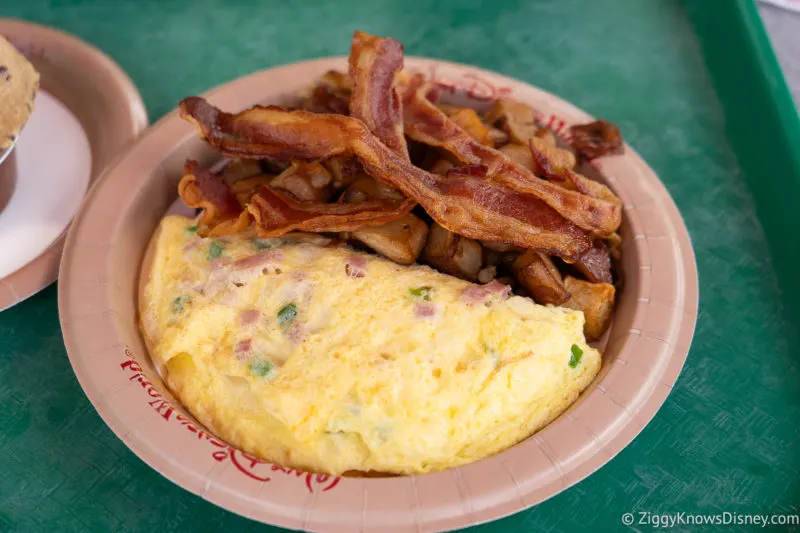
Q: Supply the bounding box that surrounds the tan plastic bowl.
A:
[58,57,698,533]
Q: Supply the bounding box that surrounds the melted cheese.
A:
[139,215,601,475]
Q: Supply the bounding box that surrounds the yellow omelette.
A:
[139,215,601,475]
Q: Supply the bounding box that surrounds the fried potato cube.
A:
[499,143,534,172]
[352,214,428,265]
[561,276,615,340]
[534,127,556,145]
[423,222,483,281]
[484,98,538,144]
[530,136,576,173]
[340,176,406,204]
[323,156,363,189]
[513,250,570,305]
[447,108,492,146]
[270,162,334,203]
[429,158,455,175]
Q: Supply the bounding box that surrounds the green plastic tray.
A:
[1,1,799,532]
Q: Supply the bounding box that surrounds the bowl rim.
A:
[58,55,698,532]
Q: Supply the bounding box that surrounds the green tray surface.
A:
[1,1,799,532]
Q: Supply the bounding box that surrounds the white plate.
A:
[0,19,147,311]
[0,90,92,279]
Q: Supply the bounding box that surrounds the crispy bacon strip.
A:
[400,76,621,236]
[182,160,240,215]
[570,119,623,160]
[248,186,415,237]
[180,159,411,238]
[181,99,352,160]
[347,29,413,233]
[180,97,591,258]
[529,140,620,206]
[178,160,251,236]
[349,31,407,157]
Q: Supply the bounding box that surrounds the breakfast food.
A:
[0,36,39,150]
[140,216,600,474]
[139,30,626,475]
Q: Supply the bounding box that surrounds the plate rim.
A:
[0,18,148,311]
[58,55,698,532]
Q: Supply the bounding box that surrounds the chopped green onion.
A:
[171,295,191,314]
[408,286,434,301]
[569,344,584,368]
[207,240,224,260]
[249,356,276,379]
[185,224,198,234]
[251,238,275,250]
[277,303,298,325]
